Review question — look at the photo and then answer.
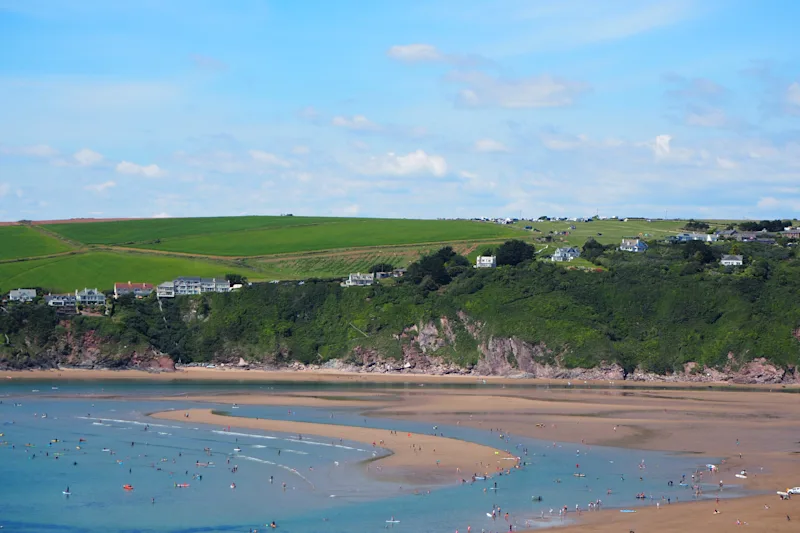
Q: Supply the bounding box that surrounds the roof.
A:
[721,255,743,261]
[115,282,154,290]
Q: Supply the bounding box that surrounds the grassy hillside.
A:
[0,251,253,293]
[0,226,73,261]
[513,219,702,247]
[5,244,798,374]
[43,216,339,244]
[45,216,520,256]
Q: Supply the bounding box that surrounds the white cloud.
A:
[685,108,728,128]
[474,138,510,153]
[787,82,800,107]
[0,144,58,158]
[459,170,479,179]
[351,140,370,151]
[249,150,291,167]
[0,183,9,197]
[359,150,448,177]
[716,157,737,169]
[291,145,310,155]
[152,212,171,218]
[73,148,104,166]
[450,71,587,108]
[653,134,673,158]
[84,180,116,193]
[332,115,381,131]
[387,44,444,63]
[116,160,165,177]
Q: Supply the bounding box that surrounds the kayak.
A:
[123,485,134,491]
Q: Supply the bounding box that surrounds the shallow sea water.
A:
[0,381,748,532]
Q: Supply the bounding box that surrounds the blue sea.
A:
[0,381,747,533]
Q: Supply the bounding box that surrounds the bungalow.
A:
[342,273,374,287]
[475,255,497,268]
[551,247,581,262]
[716,229,738,238]
[8,288,37,302]
[720,254,744,267]
[75,288,106,306]
[114,281,154,299]
[619,238,648,253]
[45,294,77,307]
[392,268,407,278]
[781,229,800,239]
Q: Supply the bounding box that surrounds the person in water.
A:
[270,521,277,528]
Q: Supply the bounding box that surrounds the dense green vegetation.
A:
[0,251,253,294]
[738,219,793,232]
[0,226,73,261]
[2,238,799,374]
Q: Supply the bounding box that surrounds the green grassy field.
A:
[44,216,519,252]
[43,216,343,245]
[0,252,255,293]
[247,242,484,279]
[514,219,707,247]
[122,218,519,256]
[0,226,74,261]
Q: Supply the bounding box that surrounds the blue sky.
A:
[1,0,799,221]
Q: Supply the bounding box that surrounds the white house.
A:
[45,294,77,307]
[156,277,231,298]
[342,273,374,287]
[75,288,106,306]
[8,288,37,302]
[551,247,581,262]
[475,255,497,268]
[114,282,154,299]
[720,254,743,267]
[156,282,176,298]
[619,238,648,253]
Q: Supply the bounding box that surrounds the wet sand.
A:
[8,368,800,531]
[151,408,515,485]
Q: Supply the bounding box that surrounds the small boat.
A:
[232,404,240,409]
[573,473,585,477]
[175,483,190,488]
[233,447,242,452]
[51,439,60,443]
[122,484,134,491]
[52,387,59,390]
[230,483,236,489]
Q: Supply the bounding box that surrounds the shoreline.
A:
[150,408,515,485]
[3,367,800,390]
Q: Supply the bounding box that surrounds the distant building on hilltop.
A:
[551,247,581,262]
[156,277,231,298]
[45,294,77,307]
[342,273,375,287]
[720,254,744,266]
[8,288,37,302]
[619,238,648,253]
[668,233,718,243]
[114,282,154,299]
[475,255,497,268]
[75,288,106,306]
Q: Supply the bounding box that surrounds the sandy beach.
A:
[151,408,514,485]
[6,367,800,531]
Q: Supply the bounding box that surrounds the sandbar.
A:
[151,408,515,484]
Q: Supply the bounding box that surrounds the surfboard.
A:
[620,509,636,513]
[386,520,401,523]
[486,513,494,518]
[735,474,747,479]
[62,491,71,495]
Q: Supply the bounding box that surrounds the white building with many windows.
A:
[156,277,231,298]
[75,288,106,305]
[619,238,648,253]
[342,272,374,287]
[475,255,497,268]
